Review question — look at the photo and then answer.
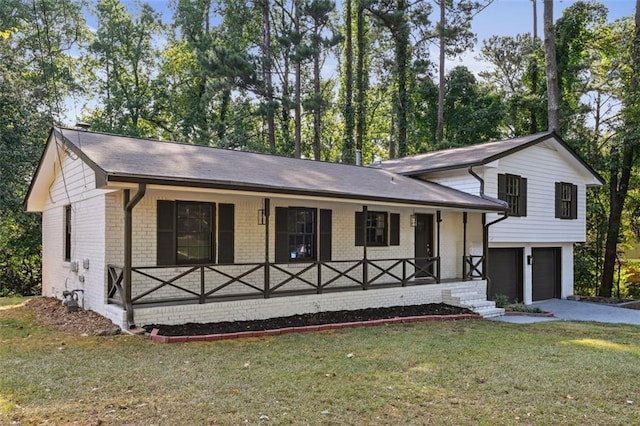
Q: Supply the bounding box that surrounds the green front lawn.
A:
[1,304,639,425]
[0,295,35,307]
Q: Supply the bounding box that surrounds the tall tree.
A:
[366,0,410,158]
[88,0,165,137]
[0,0,86,295]
[434,0,492,144]
[543,0,560,131]
[436,0,446,143]
[341,0,355,163]
[302,0,341,160]
[259,0,277,152]
[530,0,538,133]
[478,33,543,136]
[600,0,640,297]
[355,0,368,160]
[293,0,303,157]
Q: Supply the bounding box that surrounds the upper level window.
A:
[555,182,578,219]
[498,173,527,217]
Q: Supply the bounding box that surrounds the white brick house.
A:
[377,131,604,304]
[26,128,511,329]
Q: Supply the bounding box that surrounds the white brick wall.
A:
[133,280,487,326]
[41,146,110,314]
[43,154,487,328]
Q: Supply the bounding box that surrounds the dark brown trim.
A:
[55,129,107,182]
[124,183,146,329]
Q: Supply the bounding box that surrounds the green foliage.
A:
[0,0,87,296]
[506,303,543,313]
[493,293,509,309]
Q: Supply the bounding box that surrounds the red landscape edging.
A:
[148,313,481,343]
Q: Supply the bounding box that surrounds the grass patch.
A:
[2,305,640,424]
[0,296,35,308]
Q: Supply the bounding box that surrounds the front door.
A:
[414,214,434,277]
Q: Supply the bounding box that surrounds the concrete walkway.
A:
[491,299,640,325]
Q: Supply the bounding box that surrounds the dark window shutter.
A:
[319,209,332,261]
[275,207,289,263]
[390,213,400,246]
[555,182,562,218]
[571,184,578,219]
[355,211,364,246]
[157,200,176,265]
[218,203,234,264]
[497,174,506,202]
[519,177,527,217]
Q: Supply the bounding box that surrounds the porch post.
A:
[362,205,368,290]
[482,213,488,280]
[264,198,271,298]
[123,184,146,329]
[462,212,468,280]
[436,210,441,283]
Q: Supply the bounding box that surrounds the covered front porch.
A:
[105,187,495,328]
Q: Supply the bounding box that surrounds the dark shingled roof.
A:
[375,132,603,185]
[53,128,507,212]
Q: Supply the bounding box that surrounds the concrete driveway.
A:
[492,299,640,325]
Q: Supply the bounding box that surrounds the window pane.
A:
[365,211,387,245]
[176,202,212,264]
[285,208,316,261]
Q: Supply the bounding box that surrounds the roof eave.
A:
[104,174,507,213]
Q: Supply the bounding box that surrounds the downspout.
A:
[468,167,509,280]
[123,183,146,329]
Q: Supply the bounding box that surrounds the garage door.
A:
[532,247,561,301]
[487,248,523,303]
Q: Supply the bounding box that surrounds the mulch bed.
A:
[26,297,121,336]
[143,303,476,337]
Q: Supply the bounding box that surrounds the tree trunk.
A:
[261,0,276,153]
[530,0,538,133]
[278,0,292,154]
[543,0,560,132]
[395,0,408,157]
[389,114,396,159]
[313,44,321,161]
[281,48,292,155]
[294,0,302,158]
[355,0,366,158]
[342,0,355,163]
[436,0,445,143]
[600,0,640,297]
